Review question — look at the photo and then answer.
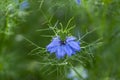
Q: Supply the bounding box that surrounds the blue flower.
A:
[20,0,29,10]
[46,36,81,59]
[75,0,81,5]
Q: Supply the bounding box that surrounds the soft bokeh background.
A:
[0,0,120,80]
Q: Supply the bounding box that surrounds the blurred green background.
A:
[0,0,120,80]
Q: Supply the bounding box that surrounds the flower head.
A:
[46,36,81,59]
[75,0,81,5]
[20,0,29,10]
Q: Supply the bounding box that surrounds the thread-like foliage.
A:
[0,0,120,80]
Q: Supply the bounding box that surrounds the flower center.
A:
[60,40,66,45]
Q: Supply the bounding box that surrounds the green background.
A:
[0,0,120,80]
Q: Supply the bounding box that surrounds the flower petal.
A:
[64,44,75,56]
[68,41,80,51]
[56,46,65,59]
[66,36,76,42]
[46,36,60,49]
[47,47,58,53]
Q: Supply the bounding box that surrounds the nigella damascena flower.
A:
[20,0,29,10]
[75,0,81,5]
[46,36,81,59]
